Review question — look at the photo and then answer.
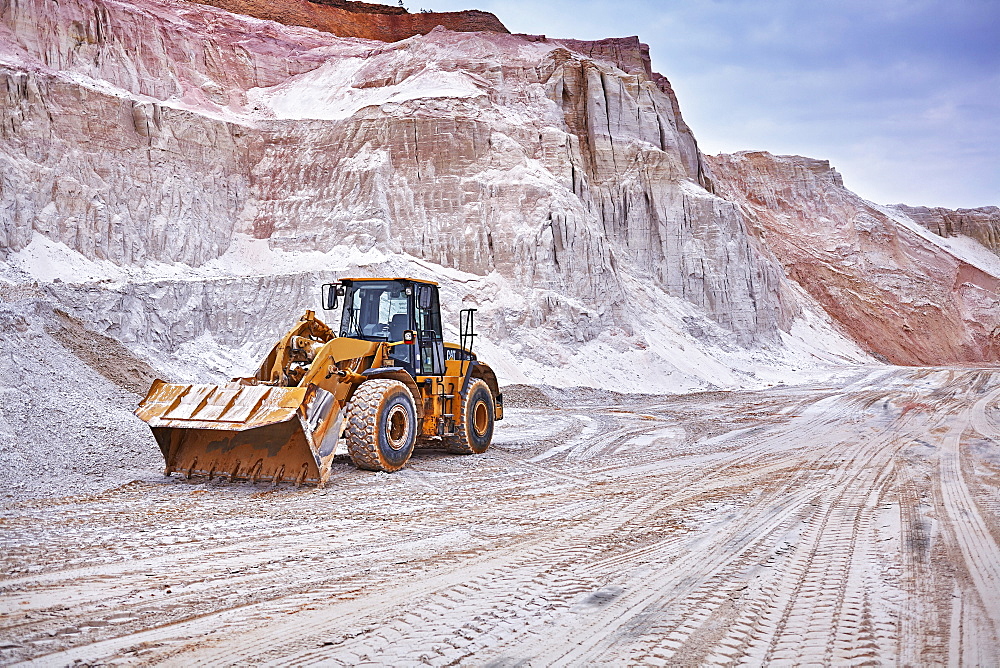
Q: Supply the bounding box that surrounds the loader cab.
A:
[334,278,445,378]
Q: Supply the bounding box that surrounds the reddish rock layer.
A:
[709,151,1000,365]
[184,0,508,42]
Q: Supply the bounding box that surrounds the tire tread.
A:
[345,379,414,472]
[446,378,493,455]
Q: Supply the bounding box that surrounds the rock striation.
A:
[0,0,339,266]
[0,0,801,373]
[709,151,1000,365]
[896,205,1000,255]
[21,0,1000,390]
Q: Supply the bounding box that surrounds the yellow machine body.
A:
[135,278,502,485]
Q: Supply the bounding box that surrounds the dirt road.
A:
[2,367,999,665]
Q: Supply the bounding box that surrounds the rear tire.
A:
[345,379,417,472]
[446,378,494,455]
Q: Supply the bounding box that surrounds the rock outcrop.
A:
[709,151,1000,364]
[0,0,801,366]
[186,0,509,42]
[896,205,1000,255]
[0,0,339,265]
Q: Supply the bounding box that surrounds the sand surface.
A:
[2,367,999,665]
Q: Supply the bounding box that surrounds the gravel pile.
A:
[0,298,163,504]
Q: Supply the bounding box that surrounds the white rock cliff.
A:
[5,0,991,393]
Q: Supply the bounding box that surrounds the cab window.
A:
[339,281,412,341]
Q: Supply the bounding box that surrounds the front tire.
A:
[345,379,417,472]
[446,378,494,455]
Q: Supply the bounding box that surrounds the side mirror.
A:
[322,283,339,310]
[418,285,433,310]
[402,330,416,344]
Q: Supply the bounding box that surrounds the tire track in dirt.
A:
[3,472,581,660]
[756,426,902,666]
[502,395,917,666]
[4,368,1000,666]
[13,408,680,660]
[27,388,832,664]
[569,387,883,578]
[937,400,1000,637]
[895,454,948,666]
[160,374,901,665]
[3,523,479,656]
[110,490,665,666]
[0,412,608,648]
[178,430,810,667]
[282,425,833,666]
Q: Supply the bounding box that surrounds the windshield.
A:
[339,281,412,341]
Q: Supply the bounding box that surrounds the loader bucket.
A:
[136,380,341,485]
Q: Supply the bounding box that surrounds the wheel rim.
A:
[385,404,409,451]
[473,400,489,436]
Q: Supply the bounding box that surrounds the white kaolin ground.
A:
[1,367,999,665]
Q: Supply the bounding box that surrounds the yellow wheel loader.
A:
[134,278,503,485]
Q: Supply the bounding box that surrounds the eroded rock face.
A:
[0,0,338,265]
[709,151,1000,364]
[0,68,252,265]
[240,32,787,343]
[896,205,1000,255]
[0,0,794,358]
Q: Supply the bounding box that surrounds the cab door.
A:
[414,284,445,376]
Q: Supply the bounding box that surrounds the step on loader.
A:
[135,278,503,485]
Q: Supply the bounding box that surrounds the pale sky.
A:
[383,0,999,209]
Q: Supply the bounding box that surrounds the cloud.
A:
[403,0,999,207]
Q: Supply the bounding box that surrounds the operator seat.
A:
[388,313,409,342]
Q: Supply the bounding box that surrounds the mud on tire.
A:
[344,379,417,472]
[446,378,495,455]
